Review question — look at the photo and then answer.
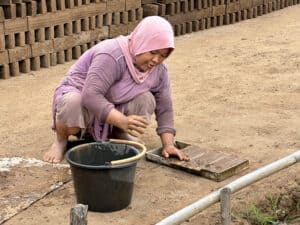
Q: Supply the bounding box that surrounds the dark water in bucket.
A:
[65,142,139,212]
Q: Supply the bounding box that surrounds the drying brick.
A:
[8,45,31,62]
[0,50,9,64]
[107,0,125,12]
[28,11,68,30]
[31,39,53,57]
[4,17,27,34]
[109,23,128,38]
[143,3,159,16]
[212,4,225,16]
[240,0,253,9]
[126,0,141,10]
[226,0,240,13]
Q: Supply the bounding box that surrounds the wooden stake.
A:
[220,187,231,225]
[70,204,88,225]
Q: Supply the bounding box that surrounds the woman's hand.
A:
[123,115,149,137]
[161,145,190,161]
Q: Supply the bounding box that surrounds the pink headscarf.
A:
[116,16,175,84]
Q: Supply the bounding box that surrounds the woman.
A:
[43,16,189,163]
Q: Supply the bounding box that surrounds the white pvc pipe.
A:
[156,150,300,225]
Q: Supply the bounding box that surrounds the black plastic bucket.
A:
[65,141,139,212]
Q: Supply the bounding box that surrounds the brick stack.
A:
[142,0,300,36]
[0,0,143,79]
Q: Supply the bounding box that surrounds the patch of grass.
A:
[242,203,276,225]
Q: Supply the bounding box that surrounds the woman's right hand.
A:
[123,115,149,137]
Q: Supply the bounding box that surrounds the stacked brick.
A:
[0,0,143,79]
[142,0,300,36]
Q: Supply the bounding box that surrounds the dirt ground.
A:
[1,5,300,225]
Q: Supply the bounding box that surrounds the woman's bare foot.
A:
[43,139,67,164]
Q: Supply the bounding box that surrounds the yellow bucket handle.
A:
[108,139,147,165]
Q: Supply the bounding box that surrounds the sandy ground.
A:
[1,5,300,225]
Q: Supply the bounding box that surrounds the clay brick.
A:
[128,9,136,21]
[192,20,199,31]
[211,16,217,26]
[4,17,27,34]
[3,4,16,19]
[9,61,19,76]
[45,26,54,40]
[74,0,83,7]
[253,6,257,16]
[50,52,56,66]
[142,3,159,16]
[16,2,26,17]
[199,18,205,29]
[120,11,128,24]
[252,0,264,7]
[30,56,40,70]
[5,34,15,49]
[0,50,9,64]
[136,7,143,19]
[217,14,223,25]
[257,5,263,14]
[56,0,65,10]
[125,0,141,10]
[15,32,25,46]
[66,0,75,8]
[35,28,45,42]
[26,1,37,16]
[103,12,112,25]
[142,0,158,3]
[54,24,64,38]
[223,13,229,24]
[166,3,175,15]
[19,58,30,73]
[181,0,188,12]
[109,23,128,38]
[0,64,10,79]
[71,3,106,20]
[81,17,89,31]
[247,7,253,18]
[180,22,186,35]
[53,36,74,51]
[25,30,34,44]
[72,45,81,59]
[8,45,31,62]
[64,22,73,35]
[0,7,4,22]
[186,21,192,33]
[96,14,104,27]
[157,0,177,3]
[112,11,121,25]
[64,48,72,61]
[57,50,65,64]
[0,23,4,51]
[90,16,96,29]
[80,43,88,53]
[40,53,50,67]
[212,4,225,16]
[72,20,81,33]
[157,3,166,16]
[31,39,53,57]
[0,0,21,5]
[240,0,253,9]
[35,0,47,14]
[194,0,202,9]
[205,16,211,28]
[28,11,68,30]
[226,1,239,13]
[46,0,57,12]
[107,0,126,11]
[189,0,194,10]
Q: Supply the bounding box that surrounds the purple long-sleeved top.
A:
[52,39,175,140]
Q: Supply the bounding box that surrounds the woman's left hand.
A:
[161,145,190,161]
